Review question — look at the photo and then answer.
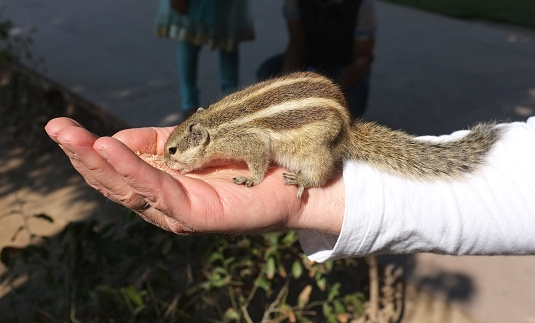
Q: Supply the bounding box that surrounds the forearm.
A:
[300,118,535,261]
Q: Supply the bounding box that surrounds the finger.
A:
[52,121,107,189]
[133,203,195,233]
[45,117,84,144]
[94,136,195,211]
[57,127,146,208]
[112,127,175,155]
[51,121,202,233]
[46,117,117,196]
[95,136,206,233]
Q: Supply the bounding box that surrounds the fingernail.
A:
[44,123,57,136]
[96,148,109,161]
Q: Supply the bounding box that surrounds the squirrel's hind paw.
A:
[283,172,305,198]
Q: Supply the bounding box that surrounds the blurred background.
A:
[1,1,534,322]
[2,0,534,132]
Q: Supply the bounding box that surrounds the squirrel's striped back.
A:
[187,72,351,133]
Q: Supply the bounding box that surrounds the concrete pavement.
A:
[3,1,534,130]
[3,1,535,322]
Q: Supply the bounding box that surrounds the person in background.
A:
[155,0,254,116]
[257,0,377,118]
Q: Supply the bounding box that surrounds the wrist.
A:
[295,172,345,235]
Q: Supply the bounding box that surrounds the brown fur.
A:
[164,72,502,198]
[347,121,502,179]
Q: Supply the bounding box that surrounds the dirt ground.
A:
[0,65,128,296]
[0,65,478,322]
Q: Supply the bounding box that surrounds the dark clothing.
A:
[257,0,372,118]
[256,54,370,118]
[298,0,362,68]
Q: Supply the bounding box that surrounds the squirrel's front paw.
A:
[233,176,255,187]
[283,172,305,199]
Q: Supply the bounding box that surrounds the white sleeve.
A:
[299,117,535,262]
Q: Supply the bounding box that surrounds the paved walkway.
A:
[3,1,535,322]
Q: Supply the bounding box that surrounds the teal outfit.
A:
[155,0,254,111]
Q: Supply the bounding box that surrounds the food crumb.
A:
[138,153,179,176]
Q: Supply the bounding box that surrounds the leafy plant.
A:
[1,209,369,322]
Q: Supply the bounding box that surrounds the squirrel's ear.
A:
[196,107,205,113]
[189,123,209,146]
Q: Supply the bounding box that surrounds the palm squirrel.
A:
[164,72,502,198]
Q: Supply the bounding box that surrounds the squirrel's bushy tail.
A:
[347,121,503,180]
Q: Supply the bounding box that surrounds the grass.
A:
[381,0,535,30]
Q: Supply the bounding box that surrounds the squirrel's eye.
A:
[168,147,177,155]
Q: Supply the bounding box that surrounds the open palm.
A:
[45,118,344,235]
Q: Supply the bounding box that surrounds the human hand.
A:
[45,118,345,235]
